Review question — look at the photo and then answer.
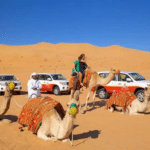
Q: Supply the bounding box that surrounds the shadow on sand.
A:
[3,115,18,122]
[83,99,107,113]
[0,91,28,96]
[72,130,101,146]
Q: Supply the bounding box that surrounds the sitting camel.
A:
[0,82,15,123]
[106,85,150,115]
[69,68,120,110]
[18,90,80,145]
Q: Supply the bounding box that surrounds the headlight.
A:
[59,82,67,85]
[17,83,21,86]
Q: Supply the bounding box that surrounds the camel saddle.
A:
[105,91,136,112]
[68,75,81,90]
[83,70,94,87]
[69,70,93,89]
[18,97,65,133]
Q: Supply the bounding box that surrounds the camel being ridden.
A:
[0,82,15,123]
[107,85,150,115]
[69,68,120,110]
[18,90,80,145]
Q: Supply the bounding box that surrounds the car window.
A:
[0,75,16,81]
[45,75,52,80]
[51,74,66,80]
[118,74,131,82]
[99,73,117,81]
[38,75,46,80]
[129,72,145,81]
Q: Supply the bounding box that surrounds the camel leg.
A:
[70,89,74,100]
[85,88,92,110]
[37,112,58,142]
[79,103,84,114]
[108,107,114,112]
[37,127,57,141]
[62,139,69,142]
[92,86,98,107]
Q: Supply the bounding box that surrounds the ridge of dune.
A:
[0,42,150,150]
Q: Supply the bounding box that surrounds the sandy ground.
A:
[0,43,150,150]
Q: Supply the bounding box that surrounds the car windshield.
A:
[51,74,66,80]
[0,75,17,81]
[129,73,146,81]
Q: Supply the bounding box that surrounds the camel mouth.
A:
[69,106,78,116]
[9,82,15,91]
[117,69,120,74]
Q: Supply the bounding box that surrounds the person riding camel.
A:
[71,54,88,86]
[72,59,80,76]
[78,54,88,86]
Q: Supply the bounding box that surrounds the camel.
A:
[18,90,80,145]
[37,91,80,144]
[70,68,120,110]
[108,85,150,115]
[0,82,15,123]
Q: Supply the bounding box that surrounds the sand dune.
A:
[0,43,150,150]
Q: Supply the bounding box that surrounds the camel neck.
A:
[143,94,150,103]
[0,92,12,120]
[98,72,115,85]
[57,112,74,139]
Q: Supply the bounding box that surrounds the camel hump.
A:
[106,91,136,112]
[18,97,65,133]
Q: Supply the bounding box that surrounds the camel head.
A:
[5,82,15,95]
[110,68,120,74]
[144,85,150,100]
[67,90,80,117]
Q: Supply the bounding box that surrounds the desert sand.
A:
[0,42,150,150]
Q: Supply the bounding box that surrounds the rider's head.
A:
[78,54,86,61]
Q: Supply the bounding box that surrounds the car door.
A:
[44,75,53,91]
[38,74,46,91]
[116,73,133,91]
[99,73,117,93]
[105,73,118,93]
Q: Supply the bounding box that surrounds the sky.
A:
[0,0,150,51]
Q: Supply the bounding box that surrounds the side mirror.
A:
[126,78,132,82]
[47,78,51,81]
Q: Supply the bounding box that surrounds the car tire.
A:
[135,90,144,102]
[97,88,109,99]
[53,86,61,95]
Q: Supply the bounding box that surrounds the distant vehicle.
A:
[97,71,150,101]
[38,73,69,95]
[0,74,22,94]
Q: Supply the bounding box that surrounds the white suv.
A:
[0,74,22,94]
[38,73,69,95]
[97,71,150,101]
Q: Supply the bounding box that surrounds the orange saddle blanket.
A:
[105,91,136,112]
[18,97,65,133]
[83,70,93,87]
[69,70,93,89]
[69,75,81,90]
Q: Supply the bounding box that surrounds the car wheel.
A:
[97,88,109,99]
[135,90,144,102]
[53,86,61,95]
